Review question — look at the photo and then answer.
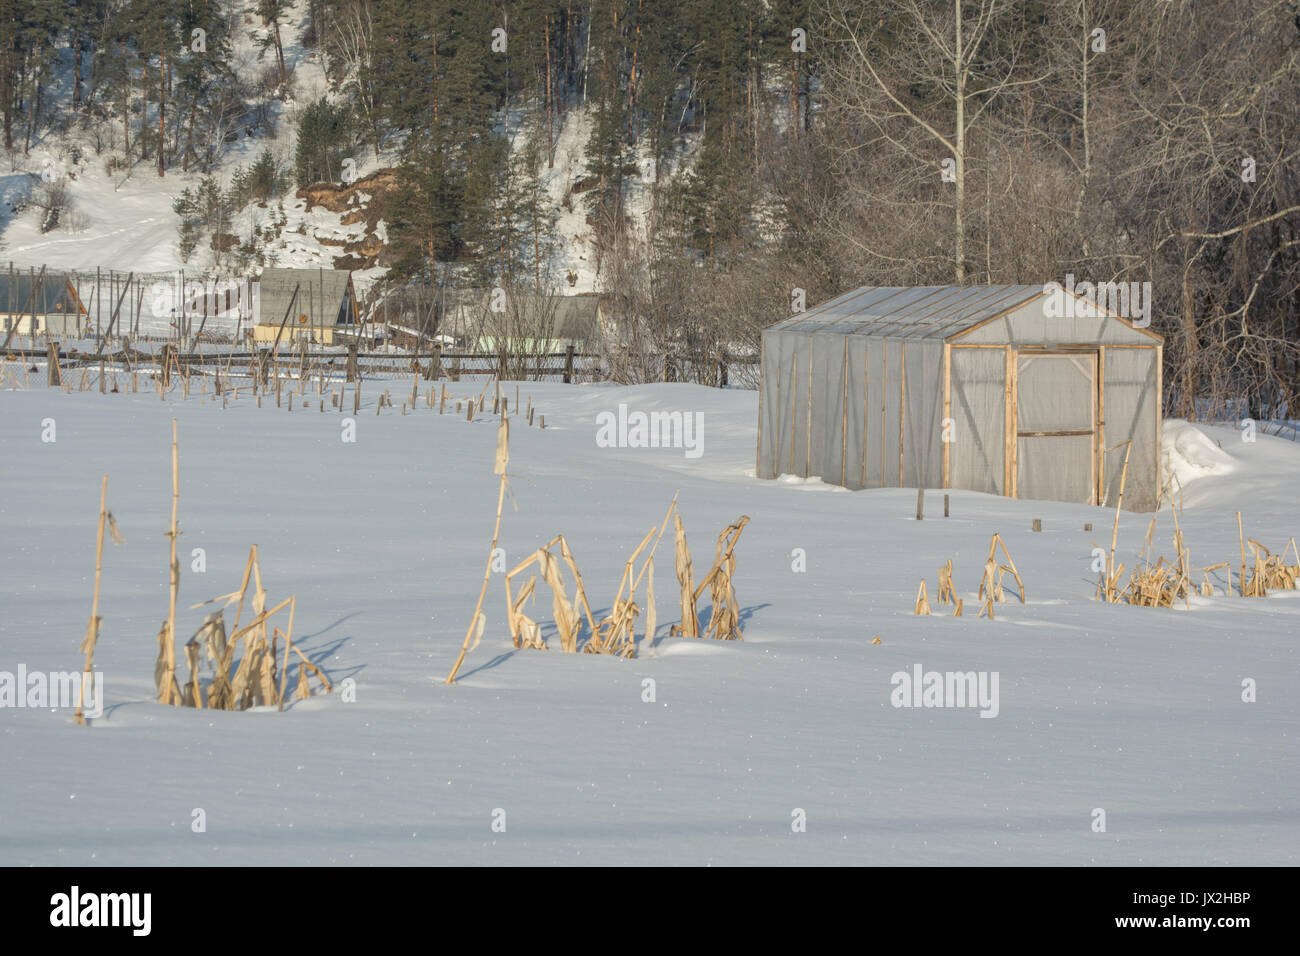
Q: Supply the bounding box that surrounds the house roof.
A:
[0,271,83,315]
[257,268,354,328]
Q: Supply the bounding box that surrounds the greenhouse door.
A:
[1013,351,1098,504]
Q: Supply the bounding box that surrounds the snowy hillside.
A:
[1,377,1296,864]
[0,0,666,297]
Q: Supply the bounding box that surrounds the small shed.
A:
[0,271,88,338]
[756,285,1164,511]
[253,268,358,345]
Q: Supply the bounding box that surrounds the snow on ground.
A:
[1162,419,1238,492]
[0,379,1297,864]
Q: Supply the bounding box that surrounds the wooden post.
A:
[47,341,60,386]
[1032,518,1042,532]
[942,344,951,489]
[943,494,950,518]
[563,344,575,384]
[916,487,924,520]
[346,343,358,382]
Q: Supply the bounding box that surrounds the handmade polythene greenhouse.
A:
[756,285,1164,511]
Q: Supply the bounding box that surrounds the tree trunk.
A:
[158,53,166,177]
[73,34,82,108]
[274,21,287,91]
[1,37,12,150]
[953,0,966,284]
[545,13,553,168]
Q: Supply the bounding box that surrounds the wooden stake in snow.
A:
[445,418,511,684]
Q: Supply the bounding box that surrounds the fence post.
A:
[346,343,358,382]
[48,341,60,387]
[429,343,442,381]
[719,355,728,388]
[563,344,575,384]
[257,348,270,386]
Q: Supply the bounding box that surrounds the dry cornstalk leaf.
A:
[914,579,931,615]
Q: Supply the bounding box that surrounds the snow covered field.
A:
[1,378,1297,865]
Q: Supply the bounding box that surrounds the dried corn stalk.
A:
[694,516,751,641]
[914,580,931,615]
[937,560,954,605]
[589,504,676,656]
[975,534,1024,617]
[446,418,511,683]
[671,510,698,638]
[504,535,596,653]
